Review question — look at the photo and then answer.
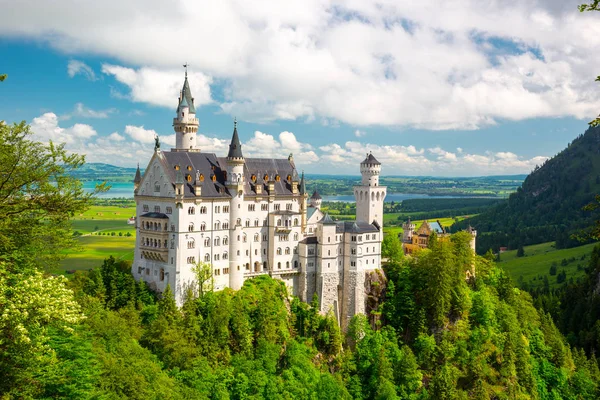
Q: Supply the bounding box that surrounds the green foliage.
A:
[0,74,6,82]
[382,233,403,263]
[517,244,525,257]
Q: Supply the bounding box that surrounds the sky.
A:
[0,0,599,176]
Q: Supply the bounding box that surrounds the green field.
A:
[497,241,596,290]
[60,205,137,271]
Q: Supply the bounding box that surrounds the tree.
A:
[0,121,107,269]
[382,233,403,262]
[0,74,6,82]
[517,245,525,257]
[192,261,213,297]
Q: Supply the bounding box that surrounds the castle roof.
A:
[311,189,322,200]
[140,212,169,219]
[178,76,196,113]
[362,152,381,165]
[227,120,244,159]
[133,164,142,184]
[299,171,306,195]
[321,213,336,225]
[154,151,299,199]
[336,221,380,234]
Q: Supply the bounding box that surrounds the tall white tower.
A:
[173,69,199,151]
[354,152,386,227]
[226,120,246,290]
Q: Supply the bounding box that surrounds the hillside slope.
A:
[454,125,600,253]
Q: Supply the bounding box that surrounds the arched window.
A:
[223,236,229,245]
[277,247,282,255]
[236,218,241,226]
[214,221,221,230]
[204,253,210,262]
[188,223,194,232]
[223,252,228,260]
[294,261,298,269]
[294,218,298,226]
[200,206,207,214]
[214,237,220,246]
[254,219,259,227]
[286,261,290,268]
[245,219,250,227]
[204,238,210,247]
[285,247,290,255]
[223,221,229,229]
[277,262,281,269]
[263,261,267,270]
[277,219,282,226]
[200,222,206,231]
[293,233,298,241]
[254,233,259,242]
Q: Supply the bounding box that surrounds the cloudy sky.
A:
[0,0,599,176]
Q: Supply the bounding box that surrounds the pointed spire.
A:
[178,67,195,113]
[299,171,306,195]
[134,163,142,183]
[311,189,321,200]
[227,118,244,159]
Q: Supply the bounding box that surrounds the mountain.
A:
[71,163,140,182]
[454,125,600,253]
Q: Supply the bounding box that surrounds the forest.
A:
[453,125,600,254]
[0,121,598,399]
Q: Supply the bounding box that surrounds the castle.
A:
[400,218,477,255]
[132,72,386,327]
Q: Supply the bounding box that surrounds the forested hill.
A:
[454,125,600,253]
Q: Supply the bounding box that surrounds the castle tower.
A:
[299,172,308,232]
[133,163,141,193]
[310,189,322,209]
[467,225,477,252]
[226,120,245,290]
[173,69,199,151]
[402,217,415,244]
[354,152,386,227]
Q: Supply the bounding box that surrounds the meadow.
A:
[382,216,473,238]
[497,241,597,290]
[60,205,136,271]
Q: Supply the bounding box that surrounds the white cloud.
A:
[108,132,125,141]
[61,103,117,120]
[102,64,212,108]
[67,60,97,81]
[244,130,319,164]
[31,113,97,145]
[2,0,598,129]
[354,129,366,138]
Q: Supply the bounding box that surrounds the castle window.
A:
[248,204,255,211]
[188,207,195,215]
[174,165,180,171]
[143,205,149,212]
[160,268,165,281]
[263,261,268,270]
[275,175,280,182]
[245,220,250,227]
[187,240,195,249]
[223,221,229,229]
[223,206,229,213]
[294,247,298,254]
[263,174,269,181]
[285,247,290,255]
[294,218,298,226]
[223,252,228,260]
[277,248,282,255]
[286,204,292,211]
[202,254,209,262]
[254,219,259,227]
[154,206,160,213]
[188,223,194,232]
[166,207,172,214]
[200,223,206,231]
[328,237,331,243]
[263,234,267,241]
[154,184,160,192]
[204,238,210,247]
[223,268,229,274]
[214,254,220,261]
[277,262,281,269]
[277,219,282,226]
[251,174,256,182]
[214,221,220,230]
[293,233,298,241]
[171,224,175,232]
[211,174,216,182]
[261,204,268,211]
[294,261,298,269]
[243,235,247,243]
[254,233,259,242]
[200,206,207,214]
[187,165,192,171]
[214,237,220,246]
[274,204,280,211]
[223,236,228,245]
[286,261,290,269]
[287,175,291,181]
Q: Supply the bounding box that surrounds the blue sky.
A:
[0,0,598,176]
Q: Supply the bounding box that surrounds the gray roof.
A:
[307,207,318,220]
[336,221,379,234]
[133,164,142,184]
[175,168,184,185]
[178,77,196,113]
[311,189,321,200]
[159,151,299,199]
[163,152,231,198]
[299,171,306,195]
[300,236,318,245]
[227,122,244,159]
[321,214,336,225]
[140,212,169,219]
[362,153,381,165]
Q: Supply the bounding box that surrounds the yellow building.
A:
[401,219,449,255]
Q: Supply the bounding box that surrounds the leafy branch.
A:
[580,2,600,126]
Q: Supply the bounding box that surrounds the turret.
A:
[360,152,382,186]
[466,225,477,252]
[133,163,142,193]
[310,189,322,209]
[226,120,245,291]
[402,217,415,244]
[173,69,200,151]
[299,172,308,232]
[175,166,184,200]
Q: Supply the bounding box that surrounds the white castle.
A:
[132,73,386,327]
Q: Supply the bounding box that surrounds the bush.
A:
[111,232,116,236]
[557,270,567,284]
[118,232,123,237]
[125,232,132,237]
[549,264,557,276]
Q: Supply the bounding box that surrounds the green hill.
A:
[454,125,600,253]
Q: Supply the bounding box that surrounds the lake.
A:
[85,181,475,202]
